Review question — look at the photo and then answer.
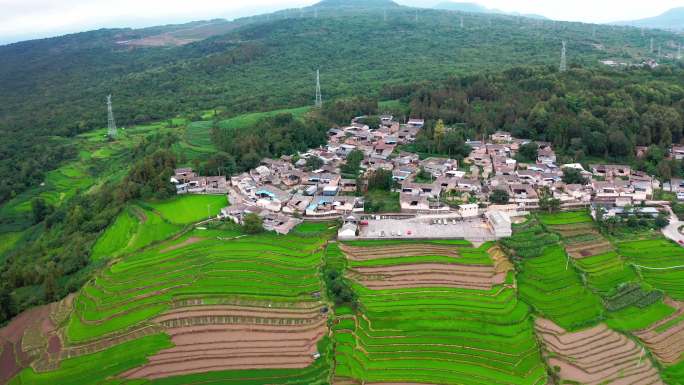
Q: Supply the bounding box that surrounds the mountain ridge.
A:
[613,7,684,31]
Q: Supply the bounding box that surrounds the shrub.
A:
[242,213,264,234]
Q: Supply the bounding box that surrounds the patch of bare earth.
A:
[121,304,328,380]
[565,240,614,259]
[0,298,64,382]
[160,237,205,254]
[535,318,662,385]
[634,299,684,364]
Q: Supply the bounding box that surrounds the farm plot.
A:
[534,318,662,385]
[145,194,227,225]
[633,299,684,364]
[544,214,637,295]
[334,241,547,385]
[618,239,684,300]
[344,243,506,291]
[91,205,182,260]
[505,218,603,330]
[48,228,331,383]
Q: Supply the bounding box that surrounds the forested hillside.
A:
[399,65,684,177]
[1,0,682,204]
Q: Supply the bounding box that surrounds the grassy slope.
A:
[145,194,227,225]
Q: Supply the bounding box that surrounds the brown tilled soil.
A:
[0,340,20,384]
[123,305,328,380]
[47,335,61,355]
[535,318,663,385]
[160,237,205,254]
[340,244,460,260]
[0,302,57,383]
[565,240,614,259]
[349,263,501,290]
[634,300,684,364]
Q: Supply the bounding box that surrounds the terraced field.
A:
[535,318,662,384]
[541,211,638,296]
[8,225,333,384]
[333,241,548,385]
[618,239,684,300]
[506,217,603,330]
[13,207,684,384]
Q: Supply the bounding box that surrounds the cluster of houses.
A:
[169,114,666,236]
[466,131,660,216]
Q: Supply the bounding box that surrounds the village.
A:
[170,114,672,242]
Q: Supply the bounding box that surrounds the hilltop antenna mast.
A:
[315,69,323,108]
[592,25,596,39]
[560,40,567,73]
[106,95,117,139]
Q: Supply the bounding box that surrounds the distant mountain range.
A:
[613,7,684,31]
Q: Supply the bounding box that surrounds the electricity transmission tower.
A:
[560,41,567,73]
[650,37,654,53]
[106,95,117,139]
[678,43,682,60]
[315,69,323,108]
[460,16,464,28]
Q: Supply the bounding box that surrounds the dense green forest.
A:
[399,65,684,177]
[1,0,681,204]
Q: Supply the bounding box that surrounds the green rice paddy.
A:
[333,241,548,385]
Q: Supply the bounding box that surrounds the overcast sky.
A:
[0,0,682,44]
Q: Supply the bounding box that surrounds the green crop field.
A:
[184,121,216,150]
[68,226,328,342]
[618,239,684,300]
[517,244,603,330]
[218,107,310,131]
[537,210,592,225]
[145,194,227,224]
[333,240,547,385]
[91,205,183,260]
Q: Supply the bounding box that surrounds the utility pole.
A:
[106,95,117,139]
[315,69,323,108]
[560,40,567,73]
